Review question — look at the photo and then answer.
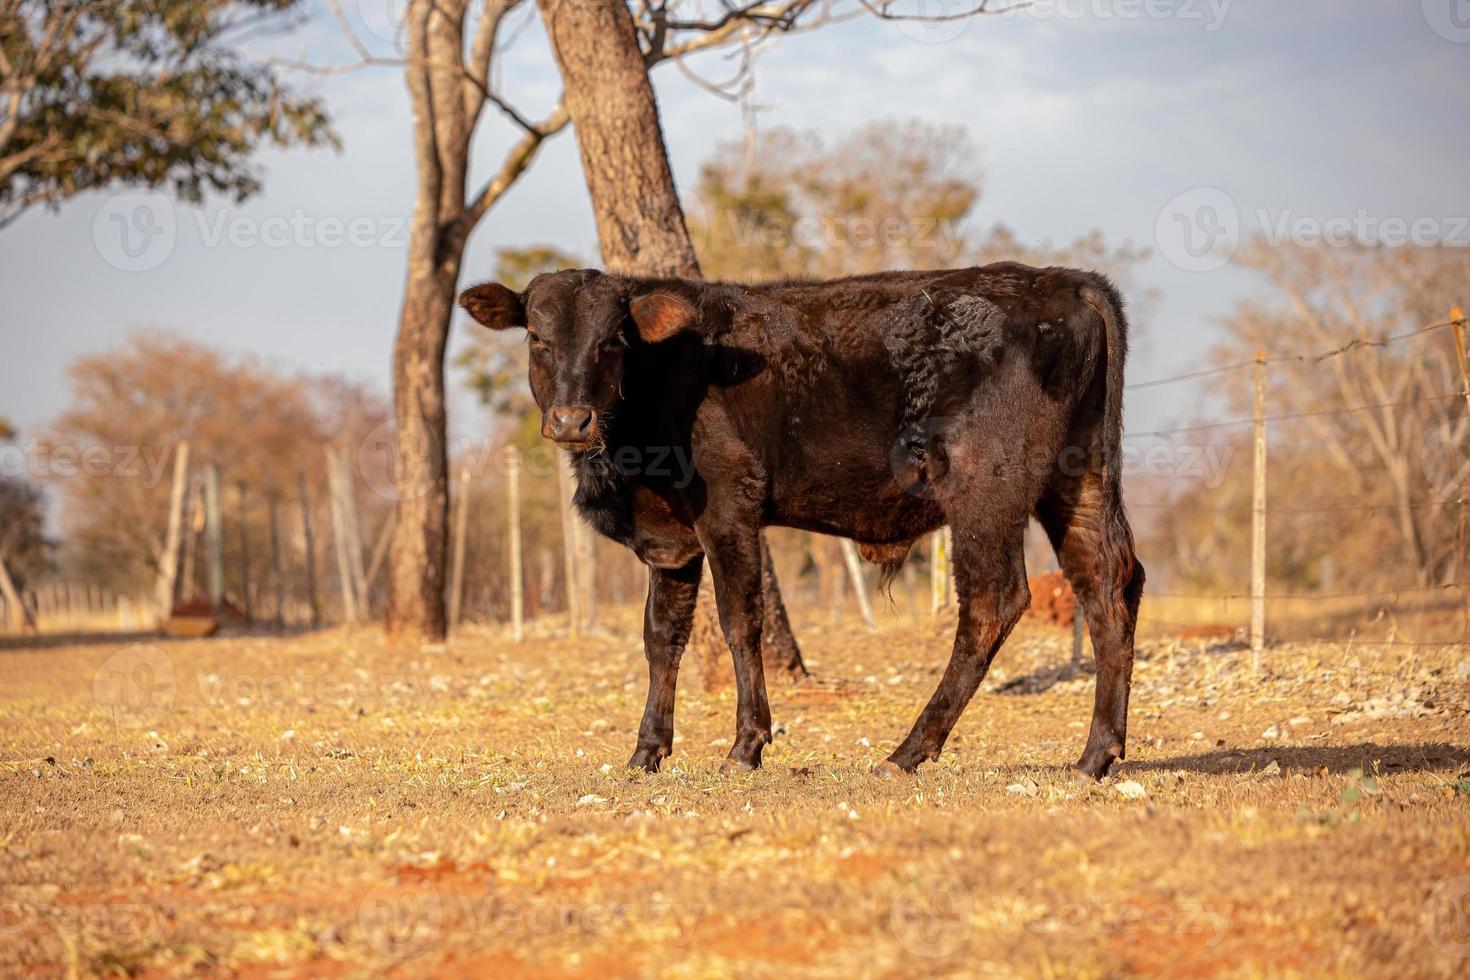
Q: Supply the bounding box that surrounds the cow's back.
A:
[691,264,1106,540]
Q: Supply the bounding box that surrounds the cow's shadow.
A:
[1119,742,1470,776]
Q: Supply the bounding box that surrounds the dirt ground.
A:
[3,609,1469,978]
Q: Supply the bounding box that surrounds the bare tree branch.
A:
[457,100,570,232]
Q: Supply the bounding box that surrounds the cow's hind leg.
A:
[884,513,1031,774]
[629,557,703,773]
[1036,478,1145,780]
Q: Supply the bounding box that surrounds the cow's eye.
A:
[600,334,628,353]
[527,331,548,350]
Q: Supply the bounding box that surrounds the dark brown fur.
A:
[461,263,1144,779]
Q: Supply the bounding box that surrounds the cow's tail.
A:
[1080,280,1144,615]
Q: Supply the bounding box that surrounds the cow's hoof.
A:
[875,760,914,780]
[721,757,758,773]
[627,748,666,773]
[1073,743,1122,782]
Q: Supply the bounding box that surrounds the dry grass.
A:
[2,610,1469,977]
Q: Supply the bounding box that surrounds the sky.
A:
[2,0,1468,447]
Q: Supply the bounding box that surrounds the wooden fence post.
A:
[839,538,878,632]
[507,447,524,641]
[297,470,321,627]
[204,462,224,609]
[154,441,190,621]
[448,460,471,629]
[1451,307,1469,417]
[326,447,360,624]
[1072,602,1085,670]
[0,553,35,634]
[575,506,596,633]
[363,510,396,601]
[268,488,286,627]
[337,450,368,612]
[930,528,954,614]
[236,481,253,623]
[557,455,581,636]
[1251,349,1268,672]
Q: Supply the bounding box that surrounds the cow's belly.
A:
[766,445,944,543]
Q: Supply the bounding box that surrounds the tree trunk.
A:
[537,0,696,278]
[759,539,807,678]
[385,0,472,644]
[385,261,459,642]
[539,0,807,679]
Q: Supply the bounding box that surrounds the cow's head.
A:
[458,270,697,450]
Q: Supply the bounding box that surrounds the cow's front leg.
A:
[629,556,703,773]
[701,524,771,770]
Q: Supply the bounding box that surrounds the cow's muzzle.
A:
[543,406,598,448]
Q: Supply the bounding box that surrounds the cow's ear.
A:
[630,292,696,343]
[459,282,526,330]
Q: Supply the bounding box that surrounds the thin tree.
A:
[309,1,1006,641]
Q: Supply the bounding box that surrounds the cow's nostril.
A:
[548,406,595,442]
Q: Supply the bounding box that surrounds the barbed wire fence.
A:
[1069,307,1470,664]
[5,314,1467,658]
